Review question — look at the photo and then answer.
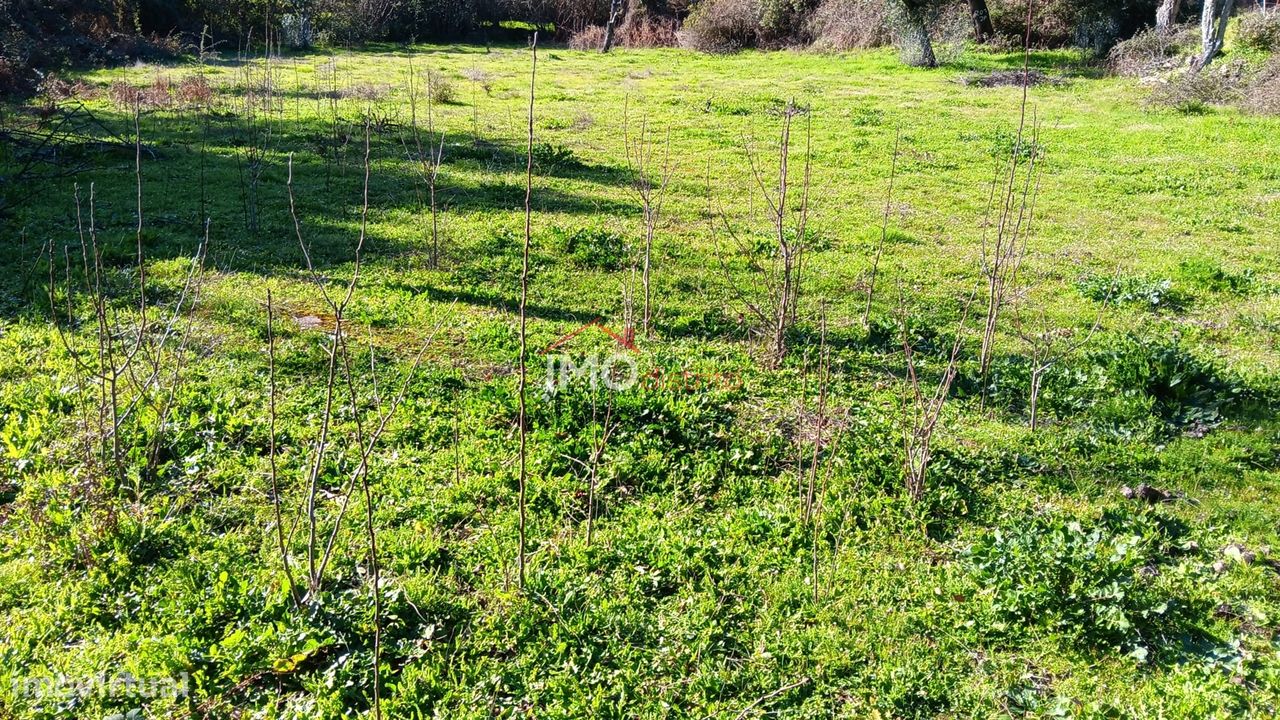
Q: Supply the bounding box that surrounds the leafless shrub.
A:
[559,398,616,547]
[1242,59,1280,115]
[569,25,608,50]
[976,17,1041,410]
[144,78,178,109]
[976,113,1040,409]
[715,101,812,368]
[427,69,456,105]
[619,16,680,47]
[236,85,273,234]
[175,75,213,106]
[39,75,99,102]
[681,0,761,52]
[807,0,890,51]
[900,288,973,503]
[341,82,391,101]
[803,309,830,525]
[1238,9,1280,52]
[1147,62,1247,113]
[801,308,840,600]
[47,133,209,497]
[107,74,211,111]
[273,127,451,719]
[279,135,436,599]
[461,66,492,93]
[108,81,144,109]
[405,60,448,268]
[624,102,675,339]
[864,127,901,327]
[572,18,679,50]
[1108,24,1198,77]
[1012,273,1109,432]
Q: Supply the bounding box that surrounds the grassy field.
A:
[1,41,1279,719]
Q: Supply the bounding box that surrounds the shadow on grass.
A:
[0,97,641,318]
[949,48,1106,79]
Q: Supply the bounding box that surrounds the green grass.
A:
[0,42,1278,719]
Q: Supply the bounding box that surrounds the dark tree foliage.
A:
[0,0,1180,94]
[0,0,183,93]
[990,0,1160,51]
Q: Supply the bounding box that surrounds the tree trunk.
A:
[914,20,937,68]
[602,0,625,52]
[902,8,937,67]
[1156,0,1182,29]
[967,0,995,42]
[1198,0,1236,68]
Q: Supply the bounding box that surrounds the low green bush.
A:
[1237,11,1280,53]
[965,507,1188,658]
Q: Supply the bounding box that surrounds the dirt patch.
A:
[964,70,1059,88]
[294,314,331,332]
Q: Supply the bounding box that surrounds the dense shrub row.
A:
[681,0,1167,54]
[0,0,1272,93]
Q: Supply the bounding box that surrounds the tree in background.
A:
[892,0,941,67]
[968,0,996,42]
[602,0,626,49]
[1156,0,1182,28]
[1197,0,1237,66]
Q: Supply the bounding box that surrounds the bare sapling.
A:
[585,403,615,547]
[560,398,616,547]
[235,54,275,236]
[863,126,902,328]
[47,107,209,497]
[812,416,846,603]
[140,219,211,483]
[462,66,490,142]
[900,287,974,503]
[1011,269,1113,432]
[804,307,829,525]
[517,32,539,590]
[276,125,452,718]
[622,267,638,340]
[976,121,1040,411]
[714,101,813,368]
[976,2,1041,410]
[280,125,447,596]
[623,100,675,339]
[806,307,830,601]
[406,59,448,268]
[266,288,302,608]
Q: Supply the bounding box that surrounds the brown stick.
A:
[864,126,901,328]
[266,289,301,608]
[733,677,811,720]
[517,32,539,590]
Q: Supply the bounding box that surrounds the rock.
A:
[1222,543,1257,565]
[1120,484,1177,504]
